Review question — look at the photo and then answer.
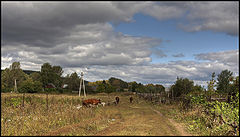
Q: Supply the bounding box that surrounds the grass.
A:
[1,92,191,136]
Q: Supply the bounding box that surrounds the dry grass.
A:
[1,92,191,136]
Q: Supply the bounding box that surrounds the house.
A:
[45,83,56,88]
[61,84,68,88]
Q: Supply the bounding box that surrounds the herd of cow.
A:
[81,96,133,108]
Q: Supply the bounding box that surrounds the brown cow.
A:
[115,96,119,104]
[130,97,133,103]
[82,99,101,107]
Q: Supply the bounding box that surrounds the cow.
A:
[115,96,120,104]
[82,99,101,107]
[130,96,133,103]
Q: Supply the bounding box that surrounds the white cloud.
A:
[1,2,239,88]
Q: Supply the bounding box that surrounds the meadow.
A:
[1,92,190,136]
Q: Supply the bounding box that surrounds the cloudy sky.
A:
[1,1,239,88]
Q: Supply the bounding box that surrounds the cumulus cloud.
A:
[178,1,239,36]
[1,22,161,67]
[62,58,238,87]
[172,53,185,57]
[1,2,239,87]
[194,50,239,66]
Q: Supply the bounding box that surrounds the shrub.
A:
[19,79,43,93]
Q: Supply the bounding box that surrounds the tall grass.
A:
[1,93,125,136]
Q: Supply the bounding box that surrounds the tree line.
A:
[1,62,166,94]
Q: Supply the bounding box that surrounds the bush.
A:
[19,79,43,93]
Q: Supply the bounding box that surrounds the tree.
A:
[1,62,27,92]
[128,81,138,92]
[172,77,194,97]
[229,76,239,103]
[67,72,80,91]
[216,69,233,94]
[29,72,41,82]
[19,77,43,93]
[52,65,63,88]
[109,77,128,91]
[40,63,54,88]
[207,72,216,99]
[40,63,64,89]
[155,84,165,93]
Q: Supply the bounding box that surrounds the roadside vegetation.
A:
[1,61,239,136]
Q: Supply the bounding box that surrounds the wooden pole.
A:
[46,93,48,111]
[83,78,86,97]
[22,93,25,107]
[14,79,18,93]
[79,78,82,97]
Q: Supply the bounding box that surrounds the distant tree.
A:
[207,72,216,99]
[1,62,27,92]
[146,84,155,93]
[68,72,80,91]
[19,77,43,93]
[193,84,205,93]
[109,77,128,91]
[228,76,239,103]
[136,83,147,93]
[52,65,63,88]
[40,63,64,90]
[216,69,233,94]
[40,63,54,89]
[172,77,194,97]
[29,72,41,82]
[155,84,165,93]
[128,81,138,92]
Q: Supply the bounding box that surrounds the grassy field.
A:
[1,92,192,136]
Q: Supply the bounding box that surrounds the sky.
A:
[1,1,239,88]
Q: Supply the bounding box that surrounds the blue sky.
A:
[1,1,239,87]
[112,13,239,64]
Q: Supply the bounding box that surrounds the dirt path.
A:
[93,105,192,136]
[43,97,192,136]
[152,108,192,136]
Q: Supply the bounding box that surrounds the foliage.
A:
[19,78,43,93]
[128,81,138,92]
[40,63,64,89]
[136,83,147,93]
[29,72,41,82]
[96,81,116,94]
[216,69,233,94]
[66,72,80,91]
[207,72,216,99]
[171,77,194,97]
[1,62,28,92]
[109,77,128,91]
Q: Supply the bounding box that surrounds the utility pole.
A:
[14,79,18,93]
[79,71,86,98]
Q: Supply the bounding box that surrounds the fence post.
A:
[46,92,48,111]
[22,93,25,107]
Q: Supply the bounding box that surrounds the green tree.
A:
[109,77,128,91]
[207,72,216,99]
[52,65,63,88]
[1,62,27,92]
[128,81,138,92]
[19,78,43,93]
[229,76,239,103]
[155,84,165,93]
[40,63,64,90]
[40,63,54,88]
[172,77,194,97]
[216,69,233,94]
[67,72,80,91]
[29,72,41,82]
